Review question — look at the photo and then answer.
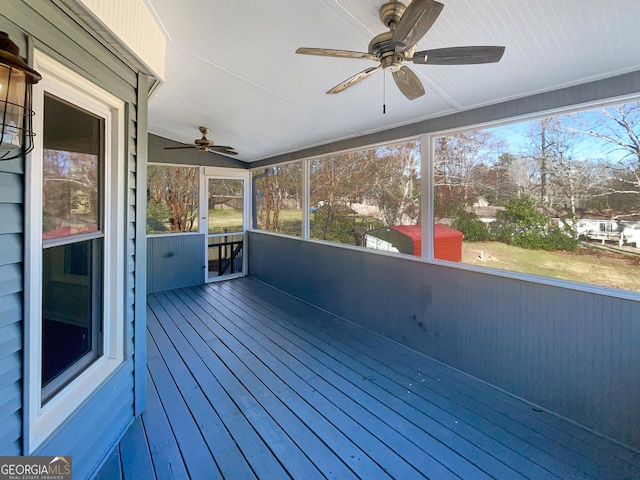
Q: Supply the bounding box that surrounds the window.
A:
[41,93,105,402]
[309,140,421,254]
[432,101,640,292]
[147,164,199,234]
[253,163,303,236]
[26,52,125,450]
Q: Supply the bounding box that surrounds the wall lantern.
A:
[0,32,41,160]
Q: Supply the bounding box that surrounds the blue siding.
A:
[0,90,25,460]
[248,231,640,451]
[0,1,145,474]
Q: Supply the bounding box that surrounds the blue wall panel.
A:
[248,231,640,451]
[147,235,205,292]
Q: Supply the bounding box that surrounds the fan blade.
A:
[210,146,238,155]
[163,146,196,150]
[296,47,378,62]
[327,65,381,94]
[412,46,505,65]
[391,0,444,52]
[392,66,425,100]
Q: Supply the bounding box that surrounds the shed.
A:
[365,224,463,261]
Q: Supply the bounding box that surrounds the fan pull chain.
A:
[383,72,386,114]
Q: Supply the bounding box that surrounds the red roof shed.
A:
[365,224,463,261]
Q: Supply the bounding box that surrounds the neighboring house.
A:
[576,214,640,248]
[0,2,163,478]
[473,196,490,207]
[466,199,505,225]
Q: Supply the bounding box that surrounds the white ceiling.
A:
[144,0,640,163]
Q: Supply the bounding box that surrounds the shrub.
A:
[452,209,490,241]
[494,196,577,251]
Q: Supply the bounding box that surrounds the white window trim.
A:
[24,51,125,452]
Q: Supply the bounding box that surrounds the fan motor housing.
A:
[369,31,415,72]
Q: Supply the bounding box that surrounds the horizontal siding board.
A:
[2,1,141,474]
[35,364,134,480]
[0,264,22,298]
[8,1,138,100]
[0,158,24,175]
[0,352,21,389]
[0,235,22,267]
[0,205,22,234]
[0,172,22,203]
[0,294,21,330]
[0,382,21,418]
[0,414,22,455]
[0,324,22,357]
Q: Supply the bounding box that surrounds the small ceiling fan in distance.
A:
[296,0,505,100]
[163,126,238,156]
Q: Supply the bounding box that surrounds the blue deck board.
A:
[226,278,637,480]
[97,278,640,480]
[154,290,357,480]
[146,331,222,479]
[180,285,468,480]
[173,287,416,480]
[223,280,590,479]
[207,282,524,480]
[119,416,156,480]
[94,448,122,480]
[141,369,189,480]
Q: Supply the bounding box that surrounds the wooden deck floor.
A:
[97,278,640,479]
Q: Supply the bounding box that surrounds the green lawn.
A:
[462,241,640,292]
[208,208,244,233]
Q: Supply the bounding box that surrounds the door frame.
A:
[200,167,251,283]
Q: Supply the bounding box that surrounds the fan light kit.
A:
[296,0,505,103]
[163,126,238,156]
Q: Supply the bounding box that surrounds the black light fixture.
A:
[0,31,41,160]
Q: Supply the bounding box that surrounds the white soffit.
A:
[64,0,166,82]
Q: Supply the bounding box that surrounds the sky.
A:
[483,105,637,165]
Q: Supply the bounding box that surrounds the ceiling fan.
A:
[163,126,238,155]
[296,0,505,100]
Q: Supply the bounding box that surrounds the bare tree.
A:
[525,117,581,213]
[147,165,199,232]
[569,103,640,208]
[433,130,499,217]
